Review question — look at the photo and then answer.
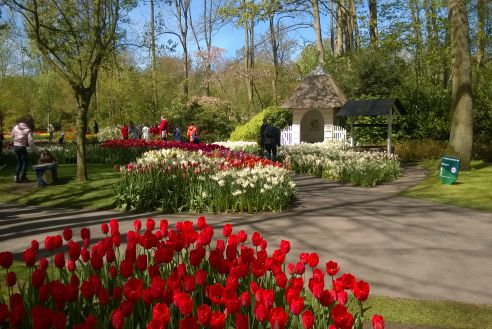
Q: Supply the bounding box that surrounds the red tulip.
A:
[6,271,16,287]
[152,303,171,325]
[111,310,125,329]
[269,307,288,329]
[101,223,109,234]
[63,228,72,241]
[54,252,65,268]
[177,292,194,316]
[80,228,90,240]
[325,260,340,276]
[254,302,269,322]
[210,311,226,329]
[353,280,370,302]
[197,304,212,326]
[372,314,385,329]
[236,314,249,329]
[308,252,319,267]
[302,310,315,329]
[289,296,304,315]
[222,224,232,237]
[331,304,354,329]
[23,247,36,267]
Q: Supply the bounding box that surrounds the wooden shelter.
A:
[337,98,405,154]
[281,65,347,144]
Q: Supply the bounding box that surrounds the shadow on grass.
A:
[472,161,491,170]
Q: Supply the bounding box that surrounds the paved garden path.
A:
[1,166,491,306]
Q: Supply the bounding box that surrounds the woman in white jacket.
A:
[11,115,36,183]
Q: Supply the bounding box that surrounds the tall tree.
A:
[150,0,158,113]
[329,0,334,55]
[409,0,423,82]
[3,0,132,180]
[368,0,378,46]
[335,1,343,56]
[190,0,226,96]
[476,0,488,86]
[311,0,325,64]
[446,0,473,170]
[170,0,192,97]
[349,0,360,51]
[220,0,259,105]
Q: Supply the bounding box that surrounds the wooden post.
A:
[387,106,393,154]
[350,120,355,147]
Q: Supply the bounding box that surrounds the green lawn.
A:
[0,163,118,210]
[403,160,492,212]
[364,295,492,329]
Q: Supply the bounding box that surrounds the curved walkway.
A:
[1,166,491,305]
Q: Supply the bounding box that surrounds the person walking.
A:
[47,122,54,143]
[142,124,150,141]
[173,124,182,142]
[186,123,198,143]
[121,123,129,140]
[93,120,99,134]
[159,116,169,140]
[11,114,37,182]
[262,121,280,162]
[129,122,139,139]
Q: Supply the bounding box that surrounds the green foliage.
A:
[229,105,292,142]
[394,140,447,162]
[165,97,236,142]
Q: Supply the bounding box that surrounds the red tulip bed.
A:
[0,217,384,329]
[100,140,228,153]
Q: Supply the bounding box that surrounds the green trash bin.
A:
[440,156,460,184]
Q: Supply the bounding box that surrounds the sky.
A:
[126,1,319,65]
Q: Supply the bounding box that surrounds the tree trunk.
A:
[350,0,360,51]
[73,86,92,181]
[311,0,325,65]
[330,0,335,55]
[344,0,352,53]
[269,15,279,105]
[150,0,158,112]
[369,0,378,46]
[335,2,343,56]
[476,0,487,87]
[446,0,473,170]
[250,16,255,103]
[410,0,424,81]
[183,44,189,96]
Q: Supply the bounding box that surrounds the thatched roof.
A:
[337,98,406,116]
[281,66,347,109]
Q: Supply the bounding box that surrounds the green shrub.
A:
[229,106,292,142]
[394,140,447,162]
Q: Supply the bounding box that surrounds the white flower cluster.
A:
[282,142,400,186]
[213,141,259,153]
[97,126,121,141]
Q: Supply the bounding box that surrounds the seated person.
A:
[57,133,65,146]
[34,149,58,186]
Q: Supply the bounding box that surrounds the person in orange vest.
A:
[186,123,198,144]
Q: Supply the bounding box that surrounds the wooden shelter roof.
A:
[337,98,405,116]
[281,66,347,109]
